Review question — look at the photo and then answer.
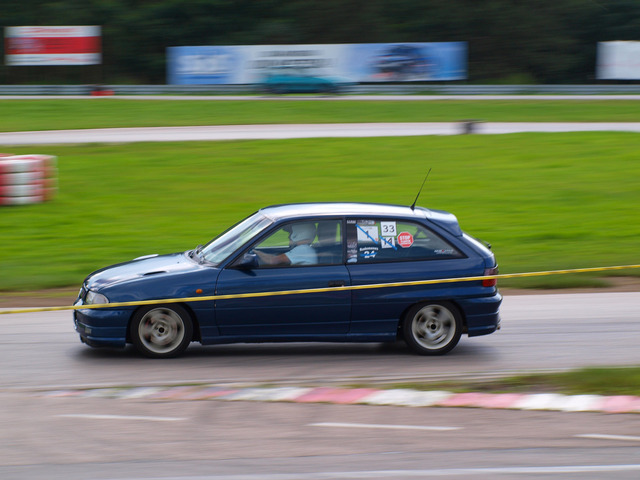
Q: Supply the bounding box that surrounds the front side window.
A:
[201,213,273,265]
[346,219,463,264]
[252,219,343,267]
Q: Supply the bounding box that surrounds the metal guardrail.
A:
[1,84,640,95]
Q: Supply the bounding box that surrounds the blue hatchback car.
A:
[74,203,501,358]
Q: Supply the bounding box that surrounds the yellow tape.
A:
[1,264,639,315]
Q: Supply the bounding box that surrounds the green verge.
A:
[1,99,640,132]
[1,132,639,291]
[388,367,640,397]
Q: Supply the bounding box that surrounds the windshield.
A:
[200,213,273,265]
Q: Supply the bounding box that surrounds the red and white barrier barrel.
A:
[0,155,58,206]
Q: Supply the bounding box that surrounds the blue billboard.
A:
[346,42,467,82]
[167,42,467,85]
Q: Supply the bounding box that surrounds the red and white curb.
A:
[42,385,640,414]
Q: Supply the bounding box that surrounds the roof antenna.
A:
[410,168,431,211]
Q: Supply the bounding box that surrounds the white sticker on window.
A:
[359,247,379,259]
[381,236,396,249]
[356,225,379,243]
[380,221,397,237]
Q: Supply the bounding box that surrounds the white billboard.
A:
[5,26,102,66]
[597,41,640,80]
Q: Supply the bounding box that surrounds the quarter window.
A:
[346,219,462,263]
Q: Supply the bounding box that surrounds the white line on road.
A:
[309,422,461,431]
[57,413,186,422]
[576,433,640,442]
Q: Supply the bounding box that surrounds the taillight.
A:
[483,266,499,287]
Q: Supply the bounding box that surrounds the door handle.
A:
[328,280,345,287]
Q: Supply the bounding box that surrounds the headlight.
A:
[85,290,109,305]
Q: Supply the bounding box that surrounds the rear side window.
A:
[346,219,463,264]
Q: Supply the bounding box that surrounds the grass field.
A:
[1,99,640,132]
[2,131,639,291]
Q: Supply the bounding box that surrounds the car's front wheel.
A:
[402,301,462,355]
[130,305,193,358]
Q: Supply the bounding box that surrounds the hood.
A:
[85,252,198,290]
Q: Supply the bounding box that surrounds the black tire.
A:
[402,301,462,355]
[130,304,193,358]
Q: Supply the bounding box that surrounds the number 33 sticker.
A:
[381,222,396,235]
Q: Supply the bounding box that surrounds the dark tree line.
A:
[2,0,640,84]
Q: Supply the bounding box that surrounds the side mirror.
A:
[234,252,259,270]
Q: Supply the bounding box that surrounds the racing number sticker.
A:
[381,222,397,249]
[356,225,379,243]
[382,236,395,249]
[381,221,396,236]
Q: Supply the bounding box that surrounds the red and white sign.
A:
[5,26,101,66]
[397,232,414,248]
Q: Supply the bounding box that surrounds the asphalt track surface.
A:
[2,292,640,480]
[2,121,640,145]
[4,292,640,390]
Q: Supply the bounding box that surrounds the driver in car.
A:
[256,223,317,266]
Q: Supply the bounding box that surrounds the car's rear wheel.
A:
[130,305,193,358]
[402,301,462,355]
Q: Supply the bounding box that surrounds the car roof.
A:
[258,203,462,236]
[259,202,434,220]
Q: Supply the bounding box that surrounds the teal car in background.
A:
[260,66,354,94]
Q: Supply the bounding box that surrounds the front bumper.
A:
[73,302,131,348]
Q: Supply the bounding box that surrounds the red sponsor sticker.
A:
[397,231,413,248]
